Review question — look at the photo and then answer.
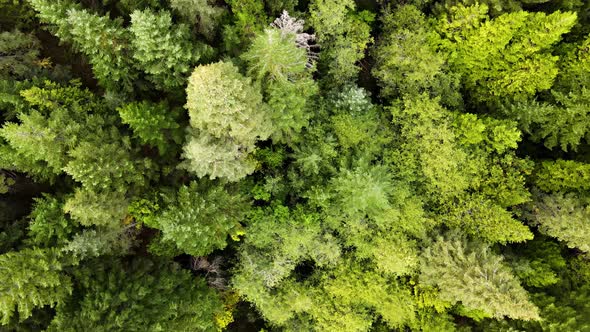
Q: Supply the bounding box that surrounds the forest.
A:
[1,0,590,330]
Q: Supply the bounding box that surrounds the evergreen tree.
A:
[0,248,72,325]
[29,0,137,92]
[117,100,183,155]
[143,181,248,256]
[169,0,226,40]
[47,257,224,331]
[420,233,540,321]
[182,61,272,181]
[526,191,590,252]
[437,4,576,106]
[129,9,209,90]
[373,5,461,107]
[308,0,373,85]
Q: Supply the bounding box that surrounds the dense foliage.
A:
[2,0,590,331]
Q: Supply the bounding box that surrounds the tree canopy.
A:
[2,0,590,331]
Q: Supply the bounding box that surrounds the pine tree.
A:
[534,159,590,192]
[117,100,183,155]
[0,30,41,79]
[0,247,72,325]
[169,0,226,40]
[308,0,373,85]
[63,188,128,227]
[420,233,540,321]
[373,5,461,107]
[143,181,248,256]
[27,194,76,248]
[29,0,137,92]
[129,9,209,90]
[242,14,319,144]
[526,191,590,252]
[438,4,576,105]
[47,257,224,331]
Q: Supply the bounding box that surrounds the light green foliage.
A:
[313,262,417,331]
[309,0,373,84]
[29,0,215,93]
[438,4,576,105]
[0,174,14,194]
[435,0,525,17]
[62,227,135,260]
[0,30,40,79]
[63,188,128,227]
[56,6,136,92]
[527,191,590,252]
[328,85,390,155]
[535,159,590,192]
[27,0,74,35]
[0,81,110,180]
[420,233,540,321]
[0,248,72,325]
[389,95,468,201]
[441,194,533,244]
[64,137,148,193]
[47,258,223,331]
[144,181,248,256]
[554,32,590,94]
[232,205,340,324]
[322,164,428,275]
[440,113,534,243]
[506,35,590,151]
[328,165,393,219]
[1,111,69,176]
[373,5,461,107]
[483,255,590,331]
[170,0,225,40]
[0,79,33,121]
[265,78,318,144]
[129,9,208,90]
[182,133,260,182]
[242,28,308,82]
[507,89,590,151]
[183,61,272,181]
[27,194,75,247]
[186,61,270,143]
[117,101,183,155]
[243,23,319,144]
[223,0,268,53]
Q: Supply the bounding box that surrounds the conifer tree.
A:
[526,191,590,252]
[308,0,373,85]
[47,258,224,331]
[373,5,461,107]
[129,9,209,90]
[169,0,226,40]
[438,4,576,105]
[183,61,272,181]
[143,181,248,256]
[117,100,183,155]
[0,248,72,325]
[420,233,540,321]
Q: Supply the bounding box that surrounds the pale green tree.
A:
[183,61,272,181]
[420,233,540,321]
[129,9,209,90]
